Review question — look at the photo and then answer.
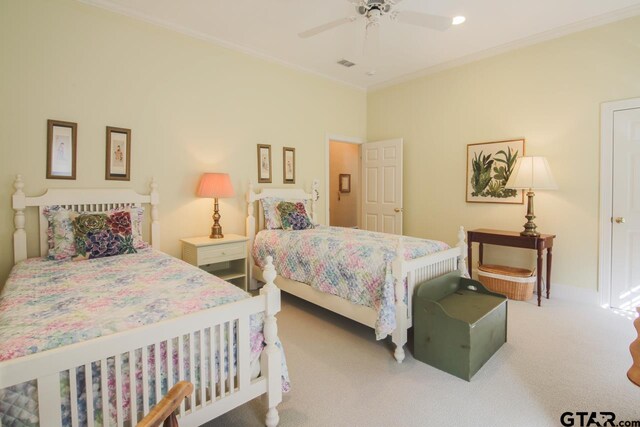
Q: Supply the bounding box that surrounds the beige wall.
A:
[368,16,640,291]
[0,0,366,286]
[329,141,360,227]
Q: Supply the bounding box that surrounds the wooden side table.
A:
[467,229,556,306]
[181,234,249,291]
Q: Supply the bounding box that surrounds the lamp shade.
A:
[196,173,235,198]
[505,156,558,190]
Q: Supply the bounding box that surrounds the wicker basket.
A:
[477,264,535,301]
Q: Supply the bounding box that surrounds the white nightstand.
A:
[181,234,249,291]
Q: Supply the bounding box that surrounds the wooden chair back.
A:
[137,381,193,427]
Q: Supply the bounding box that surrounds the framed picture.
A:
[339,174,351,193]
[466,139,525,204]
[283,147,295,184]
[46,119,77,180]
[257,144,272,183]
[105,127,131,181]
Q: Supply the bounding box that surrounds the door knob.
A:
[615,217,626,224]
[394,208,403,213]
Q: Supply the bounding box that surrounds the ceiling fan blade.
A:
[298,16,357,38]
[395,11,452,31]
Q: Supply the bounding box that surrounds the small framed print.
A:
[47,119,77,180]
[283,147,295,184]
[339,174,351,193]
[106,126,131,181]
[257,144,272,183]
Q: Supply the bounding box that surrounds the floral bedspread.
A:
[253,226,450,339]
[0,249,290,426]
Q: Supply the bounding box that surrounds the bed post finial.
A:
[150,178,160,250]
[12,174,27,264]
[312,179,319,225]
[457,226,469,278]
[260,256,282,427]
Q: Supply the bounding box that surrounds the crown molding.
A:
[76,0,368,92]
[77,0,640,94]
[368,3,640,92]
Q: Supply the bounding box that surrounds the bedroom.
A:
[0,0,639,426]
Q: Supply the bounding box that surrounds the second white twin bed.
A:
[247,181,468,363]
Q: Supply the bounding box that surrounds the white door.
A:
[361,138,403,234]
[611,107,640,311]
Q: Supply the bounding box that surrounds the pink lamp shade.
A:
[196,173,235,199]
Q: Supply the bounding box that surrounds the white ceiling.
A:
[81,0,640,90]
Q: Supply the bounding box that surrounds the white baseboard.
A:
[471,268,599,306]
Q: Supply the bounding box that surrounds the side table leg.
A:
[468,241,473,278]
[537,248,543,307]
[479,243,484,266]
[546,247,552,299]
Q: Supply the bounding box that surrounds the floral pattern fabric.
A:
[277,201,314,230]
[72,212,136,260]
[253,226,450,338]
[0,249,290,426]
[43,206,148,261]
[260,197,313,229]
[42,205,76,260]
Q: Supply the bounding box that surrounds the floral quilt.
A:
[0,249,290,426]
[252,226,450,339]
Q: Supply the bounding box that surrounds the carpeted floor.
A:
[210,292,639,427]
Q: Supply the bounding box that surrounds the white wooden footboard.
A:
[390,226,468,362]
[0,260,283,427]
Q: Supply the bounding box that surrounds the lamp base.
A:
[520,190,539,237]
[209,198,224,239]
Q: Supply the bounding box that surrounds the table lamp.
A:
[196,173,235,239]
[505,156,557,237]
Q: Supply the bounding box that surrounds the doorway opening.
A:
[327,136,363,228]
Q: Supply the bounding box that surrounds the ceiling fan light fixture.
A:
[452,16,466,25]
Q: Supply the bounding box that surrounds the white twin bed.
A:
[0,176,467,426]
[246,180,468,363]
[0,176,284,427]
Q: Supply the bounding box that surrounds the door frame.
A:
[599,97,640,308]
[325,133,365,226]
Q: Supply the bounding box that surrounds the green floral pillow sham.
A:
[72,211,137,260]
[276,201,314,231]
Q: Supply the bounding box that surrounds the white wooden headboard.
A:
[11,174,160,264]
[245,179,319,287]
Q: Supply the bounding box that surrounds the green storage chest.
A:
[413,271,507,381]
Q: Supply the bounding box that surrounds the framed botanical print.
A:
[339,174,351,193]
[257,144,272,183]
[466,139,525,204]
[106,127,131,181]
[47,119,77,180]
[283,147,295,184]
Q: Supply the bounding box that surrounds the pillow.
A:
[276,201,314,231]
[42,206,76,260]
[261,197,313,229]
[72,211,137,260]
[43,205,147,260]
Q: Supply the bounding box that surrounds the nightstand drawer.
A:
[197,241,246,265]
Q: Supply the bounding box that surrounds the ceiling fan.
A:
[298,0,466,39]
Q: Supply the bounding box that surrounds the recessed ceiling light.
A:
[452,16,466,25]
[366,70,376,76]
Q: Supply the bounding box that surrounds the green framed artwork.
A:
[466,139,525,204]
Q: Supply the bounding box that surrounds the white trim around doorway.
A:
[325,134,364,226]
[599,97,640,308]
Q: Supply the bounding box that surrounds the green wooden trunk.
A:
[413,271,507,381]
